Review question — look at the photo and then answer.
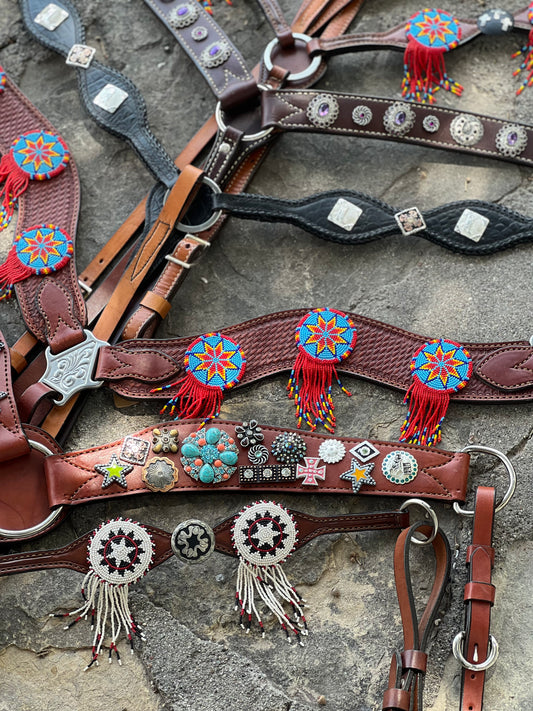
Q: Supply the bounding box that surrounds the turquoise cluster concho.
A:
[180,426,239,484]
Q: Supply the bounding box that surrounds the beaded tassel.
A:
[198,0,232,15]
[512,19,533,95]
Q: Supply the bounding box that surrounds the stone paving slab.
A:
[0,0,532,709]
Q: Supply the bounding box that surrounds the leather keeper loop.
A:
[219,79,261,114]
[382,688,410,711]
[464,581,496,605]
[401,649,427,674]
[466,544,495,567]
[139,292,172,320]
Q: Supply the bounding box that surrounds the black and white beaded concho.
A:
[231,501,298,566]
[88,518,154,585]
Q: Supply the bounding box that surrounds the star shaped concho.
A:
[107,538,135,566]
[251,520,280,548]
[95,453,133,489]
[340,459,376,494]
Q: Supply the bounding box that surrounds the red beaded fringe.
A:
[402,43,463,104]
[0,152,29,219]
[399,378,449,446]
[287,352,351,434]
[152,372,224,421]
[0,245,34,299]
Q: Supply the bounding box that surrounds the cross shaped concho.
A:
[296,457,326,486]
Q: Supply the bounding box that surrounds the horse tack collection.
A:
[0,0,531,710]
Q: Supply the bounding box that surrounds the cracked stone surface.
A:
[0,0,532,710]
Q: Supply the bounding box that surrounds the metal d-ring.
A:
[0,440,64,539]
[399,498,439,546]
[263,32,322,82]
[453,445,517,517]
[452,631,499,671]
[176,175,222,234]
[215,101,274,143]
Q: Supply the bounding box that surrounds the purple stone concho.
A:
[306,94,340,129]
[169,3,199,29]
[200,41,231,68]
[383,102,416,136]
[495,124,527,157]
[422,115,440,134]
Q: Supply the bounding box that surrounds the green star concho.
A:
[340,459,376,494]
[94,453,133,489]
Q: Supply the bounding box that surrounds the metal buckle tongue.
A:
[40,329,109,405]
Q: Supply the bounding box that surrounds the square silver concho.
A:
[394,206,426,236]
[327,198,363,231]
[66,44,96,69]
[454,208,489,242]
[34,3,69,30]
[93,84,129,114]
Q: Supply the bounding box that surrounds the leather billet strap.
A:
[20,0,178,187]
[87,309,533,403]
[0,73,86,347]
[261,90,533,168]
[212,191,533,255]
[382,522,451,711]
[44,419,470,509]
[455,487,497,711]
[0,505,410,574]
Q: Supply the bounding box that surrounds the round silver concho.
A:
[383,102,416,136]
[382,451,419,485]
[306,94,340,129]
[191,26,208,41]
[248,444,269,465]
[422,115,440,133]
[495,124,528,157]
[171,519,216,564]
[169,3,199,29]
[200,41,232,68]
[450,114,484,146]
[352,105,372,126]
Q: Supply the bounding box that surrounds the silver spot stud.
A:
[383,102,416,136]
[450,114,484,146]
[352,105,372,126]
[327,198,362,231]
[200,41,231,68]
[454,209,490,242]
[422,115,440,133]
[34,3,69,30]
[306,94,340,129]
[93,84,128,114]
[495,124,528,158]
[169,3,199,29]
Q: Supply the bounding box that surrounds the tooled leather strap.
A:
[458,487,496,711]
[20,0,178,186]
[261,90,533,167]
[88,309,533,403]
[0,506,410,573]
[383,522,451,711]
[212,191,533,255]
[0,72,86,345]
[42,419,470,510]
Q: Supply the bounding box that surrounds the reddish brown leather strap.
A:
[0,330,30,462]
[42,419,469,510]
[91,309,533,403]
[458,487,496,711]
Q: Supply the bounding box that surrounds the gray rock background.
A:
[0,0,532,709]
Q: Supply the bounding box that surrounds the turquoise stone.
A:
[199,463,215,483]
[219,450,238,465]
[205,427,221,444]
[181,442,200,458]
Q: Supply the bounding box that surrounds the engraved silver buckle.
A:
[262,32,321,82]
[39,330,109,405]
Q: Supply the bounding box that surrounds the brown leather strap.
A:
[42,419,470,510]
[459,487,496,711]
[0,505,409,573]
[90,309,533,403]
[0,331,30,462]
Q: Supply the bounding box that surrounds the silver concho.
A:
[93,84,128,114]
[171,519,215,564]
[169,3,199,29]
[306,94,340,129]
[495,124,528,157]
[191,26,208,41]
[200,41,231,68]
[383,102,416,136]
[422,115,440,133]
[450,115,484,146]
[34,3,69,30]
[454,209,490,242]
[352,105,372,126]
[327,198,362,231]
[382,451,418,485]
[248,444,269,465]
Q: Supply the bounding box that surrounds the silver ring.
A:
[453,445,516,517]
[399,498,438,545]
[0,440,64,539]
[452,631,499,671]
[176,175,222,234]
[263,32,322,82]
[215,102,274,143]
